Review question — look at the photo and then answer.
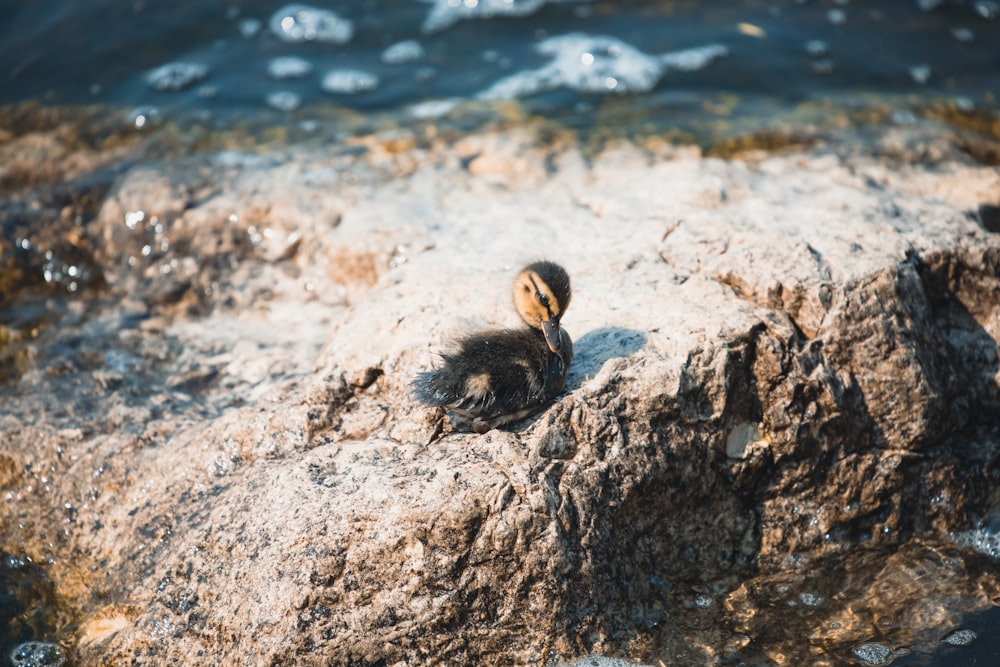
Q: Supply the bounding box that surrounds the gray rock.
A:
[1,127,999,665]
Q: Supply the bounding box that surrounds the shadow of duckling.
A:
[565,326,647,391]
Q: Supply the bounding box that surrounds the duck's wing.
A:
[460,330,557,421]
[410,332,514,412]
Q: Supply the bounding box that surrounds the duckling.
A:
[412,261,573,433]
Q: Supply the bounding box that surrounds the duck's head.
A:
[512,261,572,354]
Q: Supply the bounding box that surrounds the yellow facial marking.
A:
[513,269,561,329]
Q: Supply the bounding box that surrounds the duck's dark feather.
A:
[412,327,572,430]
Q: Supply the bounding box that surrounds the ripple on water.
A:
[269,4,353,44]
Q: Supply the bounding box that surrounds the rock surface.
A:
[2,125,1000,665]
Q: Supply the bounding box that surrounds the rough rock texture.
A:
[2,126,1000,665]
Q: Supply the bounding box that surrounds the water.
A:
[0,554,70,667]
[2,0,999,140]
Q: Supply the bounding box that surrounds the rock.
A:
[1,126,999,666]
[726,541,999,661]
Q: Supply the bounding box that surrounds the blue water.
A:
[1,0,999,136]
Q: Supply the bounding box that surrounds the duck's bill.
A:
[542,319,562,354]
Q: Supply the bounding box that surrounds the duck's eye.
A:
[538,293,550,308]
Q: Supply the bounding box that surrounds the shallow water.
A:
[2,0,999,139]
[1,554,69,667]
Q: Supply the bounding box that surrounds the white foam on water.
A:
[805,39,828,57]
[269,4,353,44]
[408,97,461,119]
[908,64,931,84]
[954,95,975,111]
[852,642,893,666]
[974,1,999,19]
[659,43,730,72]
[942,628,977,646]
[145,62,209,91]
[559,657,653,667]
[951,517,1000,559]
[421,0,548,33]
[382,39,425,64]
[321,69,379,94]
[9,642,67,667]
[799,592,824,607]
[267,56,313,79]
[951,26,974,42]
[237,18,262,38]
[477,33,727,100]
[266,91,302,111]
[129,106,162,129]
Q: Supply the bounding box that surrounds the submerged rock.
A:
[1,126,1000,665]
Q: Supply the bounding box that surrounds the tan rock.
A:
[1,126,999,666]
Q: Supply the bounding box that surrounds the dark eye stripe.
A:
[527,274,552,312]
